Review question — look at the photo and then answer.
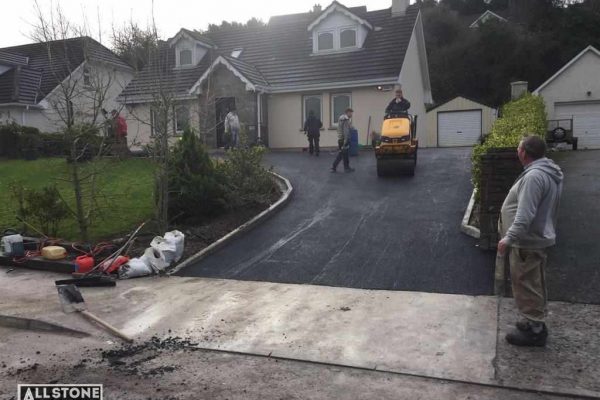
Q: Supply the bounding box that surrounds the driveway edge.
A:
[460,189,480,239]
[168,171,293,275]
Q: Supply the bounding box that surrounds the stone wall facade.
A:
[478,147,523,250]
[197,64,262,148]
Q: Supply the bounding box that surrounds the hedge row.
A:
[472,93,547,193]
[0,123,103,159]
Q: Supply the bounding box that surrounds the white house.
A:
[0,37,133,132]
[533,45,600,149]
[119,0,433,149]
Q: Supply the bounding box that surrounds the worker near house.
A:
[224,107,241,149]
[497,135,563,347]
[304,110,323,156]
[385,87,411,118]
[111,109,129,157]
[331,108,355,173]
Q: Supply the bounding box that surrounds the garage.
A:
[438,110,482,147]
[424,96,497,148]
[555,102,600,149]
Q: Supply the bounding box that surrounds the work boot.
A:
[506,322,548,347]
[330,167,337,173]
[516,318,532,332]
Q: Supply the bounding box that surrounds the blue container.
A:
[349,128,359,156]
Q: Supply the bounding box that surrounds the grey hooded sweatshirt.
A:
[499,157,564,249]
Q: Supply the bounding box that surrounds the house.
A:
[0,37,133,132]
[424,96,497,147]
[119,0,433,149]
[533,45,600,149]
[468,10,508,28]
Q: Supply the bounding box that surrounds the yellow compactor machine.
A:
[374,114,418,176]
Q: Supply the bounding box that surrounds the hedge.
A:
[472,93,547,193]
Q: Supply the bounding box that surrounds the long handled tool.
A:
[0,314,90,338]
[56,284,133,343]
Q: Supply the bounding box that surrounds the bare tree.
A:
[29,0,129,241]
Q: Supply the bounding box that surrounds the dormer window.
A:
[179,49,192,66]
[317,32,334,51]
[340,28,357,48]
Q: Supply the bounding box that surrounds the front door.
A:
[215,97,236,148]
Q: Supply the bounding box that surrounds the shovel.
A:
[56,284,133,343]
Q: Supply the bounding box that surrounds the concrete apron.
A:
[1,270,497,386]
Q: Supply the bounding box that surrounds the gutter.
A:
[0,103,43,109]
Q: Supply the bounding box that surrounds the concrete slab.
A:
[0,269,497,386]
[496,298,600,398]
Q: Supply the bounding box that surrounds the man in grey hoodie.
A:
[331,108,355,173]
[498,135,563,347]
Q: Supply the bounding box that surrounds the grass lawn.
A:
[0,157,155,241]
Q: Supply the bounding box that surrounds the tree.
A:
[30,0,128,241]
[111,21,156,72]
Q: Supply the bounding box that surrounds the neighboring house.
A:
[0,37,133,132]
[119,0,433,149]
[424,96,497,147]
[469,10,508,28]
[533,45,600,149]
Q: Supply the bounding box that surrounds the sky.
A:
[0,0,398,48]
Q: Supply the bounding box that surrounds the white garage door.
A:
[438,110,482,147]
[556,103,600,149]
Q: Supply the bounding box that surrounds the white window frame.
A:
[173,105,190,135]
[302,94,323,128]
[339,27,357,48]
[317,31,335,52]
[82,66,92,87]
[178,48,193,66]
[330,93,352,126]
[314,25,359,53]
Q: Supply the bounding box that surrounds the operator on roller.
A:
[385,87,411,118]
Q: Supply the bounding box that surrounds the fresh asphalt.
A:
[178,147,496,296]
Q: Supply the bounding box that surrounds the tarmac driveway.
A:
[178,148,495,295]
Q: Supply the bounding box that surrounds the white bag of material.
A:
[119,257,153,279]
[143,246,170,271]
[150,236,177,265]
[164,230,185,262]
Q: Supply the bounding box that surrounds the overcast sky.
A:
[1,0,399,48]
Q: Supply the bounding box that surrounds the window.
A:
[331,93,351,126]
[150,109,164,137]
[83,66,91,86]
[340,29,356,48]
[174,105,190,134]
[303,95,322,125]
[179,49,192,66]
[317,32,334,51]
[231,48,243,58]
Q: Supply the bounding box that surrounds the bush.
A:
[472,93,547,193]
[9,183,69,237]
[0,123,43,158]
[217,145,278,210]
[168,128,225,221]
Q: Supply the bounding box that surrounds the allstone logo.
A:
[17,384,103,400]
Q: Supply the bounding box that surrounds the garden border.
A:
[168,171,293,275]
[460,189,480,239]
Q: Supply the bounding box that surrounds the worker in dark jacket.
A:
[385,88,411,118]
[303,111,323,156]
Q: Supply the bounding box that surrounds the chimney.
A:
[392,0,409,17]
[510,81,528,100]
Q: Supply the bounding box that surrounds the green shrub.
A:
[168,128,225,221]
[0,123,42,158]
[217,146,278,210]
[9,183,69,237]
[472,93,547,193]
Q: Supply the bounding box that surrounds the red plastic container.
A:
[100,255,130,274]
[75,256,95,273]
